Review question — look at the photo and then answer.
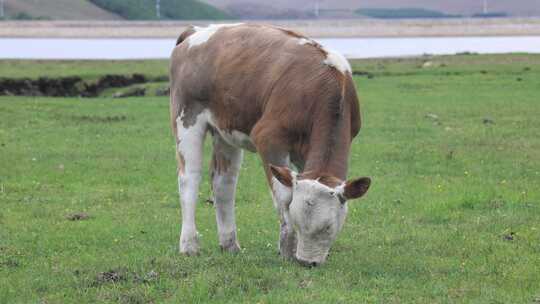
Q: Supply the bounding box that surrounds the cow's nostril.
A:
[296,256,322,267]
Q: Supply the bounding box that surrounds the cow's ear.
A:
[270,165,294,188]
[340,177,371,201]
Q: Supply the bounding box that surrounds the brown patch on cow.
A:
[343,177,371,200]
[209,130,232,178]
[307,42,328,58]
[275,27,304,39]
[169,85,206,136]
[181,101,206,129]
[274,26,327,56]
[211,150,231,176]
[176,150,185,175]
[299,171,343,188]
[170,24,362,184]
[317,175,343,188]
[270,165,293,187]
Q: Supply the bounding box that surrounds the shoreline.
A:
[1,18,540,38]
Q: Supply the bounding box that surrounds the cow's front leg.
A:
[175,114,207,256]
[210,134,243,252]
[278,205,297,259]
[252,125,297,259]
[271,168,297,259]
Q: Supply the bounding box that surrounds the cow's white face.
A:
[270,166,371,267]
[289,179,348,266]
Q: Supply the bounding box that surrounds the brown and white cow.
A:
[170,23,371,266]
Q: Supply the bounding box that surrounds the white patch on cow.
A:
[176,112,207,154]
[213,171,240,248]
[302,178,335,192]
[297,38,316,46]
[179,109,186,121]
[175,111,208,254]
[175,108,248,253]
[187,23,244,49]
[271,169,297,257]
[268,155,294,211]
[271,177,293,210]
[286,178,348,265]
[211,136,243,251]
[335,182,347,197]
[323,48,352,74]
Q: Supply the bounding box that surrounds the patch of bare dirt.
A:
[71,115,127,123]
[0,73,148,97]
[93,268,128,286]
[65,212,90,221]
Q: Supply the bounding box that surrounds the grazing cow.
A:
[170,23,371,266]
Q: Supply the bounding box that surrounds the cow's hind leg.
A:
[175,113,207,255]
[210,133,243,252]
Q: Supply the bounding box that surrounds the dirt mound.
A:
[0,73,148,97]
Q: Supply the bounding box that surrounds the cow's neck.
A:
[302,114,351,181]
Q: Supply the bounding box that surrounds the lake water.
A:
[1,36,540,59]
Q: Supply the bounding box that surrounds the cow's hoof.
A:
[179,235,200,256]
[220,242,241,253]
[180,248,200,256]
[219,232,241,253]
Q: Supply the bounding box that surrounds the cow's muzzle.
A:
[296,258,321,267]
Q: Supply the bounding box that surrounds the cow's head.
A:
[270,165,371,267]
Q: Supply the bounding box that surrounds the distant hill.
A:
[3,0,122,20]
[89,0,232,20]
[1,0,232,20]
[355,8,460,19]
[223,3,313,19]
[202,0,540,18]
[3,0,538,20]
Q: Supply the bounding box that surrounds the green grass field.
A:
[1,54,539,303]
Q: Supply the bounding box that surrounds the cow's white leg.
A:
[175,113,207,255]
[251,126,297,259]
[271,166,297,259]
[210,134,243,252]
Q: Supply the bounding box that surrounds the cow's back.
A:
[170,24,359,141]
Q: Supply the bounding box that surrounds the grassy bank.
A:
[1,55,539,303]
